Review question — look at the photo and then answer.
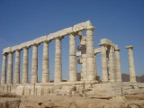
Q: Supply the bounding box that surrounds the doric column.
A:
[42,41,50,83]
[86,26,95,81]
[7,52,13,84]
[14,50,20,84]
[54,38,62,82]
[109,46,115,82]
[94,54,97,80]
[126,46,136,82]
[69,34,77,81]
[1,53,7,84]
[115,47,122,82]
[100,44,108,82]
[22,47,29,84]
[31,44,38,83]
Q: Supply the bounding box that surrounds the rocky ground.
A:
[0,92,144,108]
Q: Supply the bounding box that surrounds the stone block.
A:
[3,47,11,54]
[33,36,47,44]
[73,20,92,32]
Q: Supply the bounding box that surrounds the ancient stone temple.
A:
[0,20,144,97]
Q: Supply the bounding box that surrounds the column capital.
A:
[99,43,107,47]
[115,48,120,51]
[86,26,95,30]
[43,40,51,44]
[2,52,8,56]
[126,45,134,49]
[56,37,64,40]
[32,43,40,47]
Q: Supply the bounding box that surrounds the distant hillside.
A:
[122,73,144,82]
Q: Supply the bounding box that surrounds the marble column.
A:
[1,53,7,84]
[54,38,62,82]
[115,47,122,82]
[81,53,87,81]
[86,26,95,81]
[69,34,77,82]
[14,50,20,84]
[126,46,136,82]
[42,41,50,83]
[7,52,13,84]
[22,47,29,84]
[100,44,108,82]
[94,54,97,80]
[109,46,115,82]
[31,44,38,83]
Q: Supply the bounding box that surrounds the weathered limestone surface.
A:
[22,47,29,84]
[31,44,38,83]
[126,46,136,82]
[42,41,50,83]
[14,50,20,84]
[69,34,77,81]
[54,38,62,82]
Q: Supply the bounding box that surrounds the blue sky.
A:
[0,0,144,82]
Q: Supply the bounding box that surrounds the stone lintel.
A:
[3,20,93,53]
[46,27,73,41]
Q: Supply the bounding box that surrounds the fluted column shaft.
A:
[54,38,62,82]
[100,45,108,82]
[14,50,20,84]
[86,26,95,81]
[7,52,13,84]
[94,54,97,80]
[126,46,136,82]
[109,46,115,82]
[115,48,122,82]
[81,53,87,81]
[69,34,77,81]
[31,44,38,83]
[1,54,7,84]
[22,47,29,84]
[42,42,49,83]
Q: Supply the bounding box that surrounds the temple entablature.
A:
[3,20,93,54]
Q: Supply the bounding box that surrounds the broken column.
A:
[126,46,136,82]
